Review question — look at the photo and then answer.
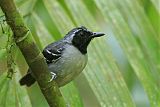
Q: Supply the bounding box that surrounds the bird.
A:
[19,26,105,87]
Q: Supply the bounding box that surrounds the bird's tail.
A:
[19,72,36,87]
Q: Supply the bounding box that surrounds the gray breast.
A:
[48,44,88,86]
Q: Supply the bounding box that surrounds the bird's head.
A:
[64,26,105,54]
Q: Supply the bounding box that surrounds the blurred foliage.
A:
[0,0,159,107]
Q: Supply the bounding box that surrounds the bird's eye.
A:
[79,31,84,36]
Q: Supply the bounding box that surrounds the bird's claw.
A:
[48,72,57,82]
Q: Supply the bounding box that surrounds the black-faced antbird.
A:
[20,26,105,87]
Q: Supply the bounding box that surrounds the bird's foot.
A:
[48,72,57,82]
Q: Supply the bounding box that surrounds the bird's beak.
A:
[92,32,105,38]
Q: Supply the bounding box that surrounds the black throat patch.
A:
[65,26,93,54]
[72,33,92,54]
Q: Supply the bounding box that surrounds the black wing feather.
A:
[42,40,65,64]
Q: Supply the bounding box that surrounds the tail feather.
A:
[19,73,36,87]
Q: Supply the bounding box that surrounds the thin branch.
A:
[0,0,66,106]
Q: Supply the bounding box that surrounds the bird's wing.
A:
[42,41,65,64]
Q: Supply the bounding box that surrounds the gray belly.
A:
[48,45,88,87]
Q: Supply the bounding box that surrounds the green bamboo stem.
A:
[0,0,66,106]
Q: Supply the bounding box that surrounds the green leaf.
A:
[0,70,32,107]
[93,0,160,106]
[61,82,84,107]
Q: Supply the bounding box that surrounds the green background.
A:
[0,0,159,107]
